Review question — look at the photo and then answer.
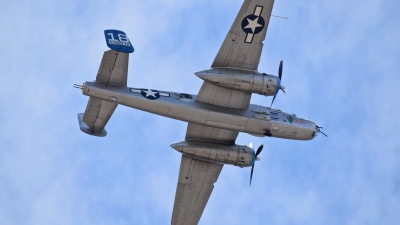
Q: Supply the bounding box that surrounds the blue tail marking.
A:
[104,29,134,53]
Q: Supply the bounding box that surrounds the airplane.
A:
[74,0,326,224]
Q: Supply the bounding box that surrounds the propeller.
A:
[250,144,263,185]
[271,60,286,107]
[316,125,328,137]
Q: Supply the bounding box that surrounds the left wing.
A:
[171,155,223,225]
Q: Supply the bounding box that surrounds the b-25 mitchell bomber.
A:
[75,0,326,224]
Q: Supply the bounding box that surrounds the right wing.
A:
[211,0,275,71]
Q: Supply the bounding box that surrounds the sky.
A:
[0,0,399,224]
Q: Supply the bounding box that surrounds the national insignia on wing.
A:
[241,5,265,43]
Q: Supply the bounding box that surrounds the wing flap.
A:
[195,82,251,109]
[185,123,238,144]
[171,155,223,225]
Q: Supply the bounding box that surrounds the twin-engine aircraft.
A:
[75,0,325,224]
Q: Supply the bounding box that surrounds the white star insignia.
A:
[244,17,263,33]
[143,89,158,98]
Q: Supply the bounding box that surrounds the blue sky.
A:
[0,0,399,224]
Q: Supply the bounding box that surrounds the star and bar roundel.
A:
[130,88,170,100]
[241,5,265,44]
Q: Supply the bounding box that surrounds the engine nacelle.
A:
[170,140,255,168]
[195,68,279,96]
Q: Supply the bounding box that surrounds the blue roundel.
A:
[140,89,160,100]
[241,15,265,34]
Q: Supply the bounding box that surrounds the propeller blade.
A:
[250,164,255,185]
[250,144,263,185]
[320,131,328,137]
[271,60,284,107]
[316,125,328,137]
[271,94,277,107]
[256,144,263,157]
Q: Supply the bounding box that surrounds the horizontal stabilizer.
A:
[77,113,107,137]
[77,97,118,137]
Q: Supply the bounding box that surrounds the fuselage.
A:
[82,81,318,141]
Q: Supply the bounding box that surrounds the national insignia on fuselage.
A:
[130,88,170,100]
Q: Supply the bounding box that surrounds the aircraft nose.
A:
[294,121,319,140]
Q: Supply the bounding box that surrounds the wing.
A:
[197,0,275,109]
[211,0,275,71]
[171,0,276,223]
[171,155,223,225]
[170,124,237,224]
[96,49,129,86]
[172,94,246,222]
